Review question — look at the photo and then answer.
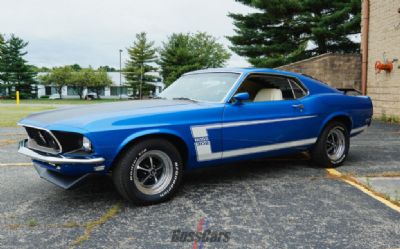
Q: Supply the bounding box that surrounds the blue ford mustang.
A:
[18,68,373,205]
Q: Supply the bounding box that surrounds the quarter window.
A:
[289,79,307,99]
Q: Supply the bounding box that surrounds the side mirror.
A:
[232,92,250,105]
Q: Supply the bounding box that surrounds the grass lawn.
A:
[0,98,129,105]
[0,105,55,127]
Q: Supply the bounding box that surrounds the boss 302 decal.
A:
[190,115,318,162]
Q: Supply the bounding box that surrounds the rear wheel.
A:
[311,121,349,168]
[112,138,183,205]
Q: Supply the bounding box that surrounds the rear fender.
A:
[318,112,353,136]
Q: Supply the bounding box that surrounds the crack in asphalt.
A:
[70,203,122,247]
[242,181,272,247]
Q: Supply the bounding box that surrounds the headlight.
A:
[82,136,92,152]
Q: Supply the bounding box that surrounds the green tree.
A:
[98,65,116,72]
[0,34,4,95]
[124,32,157,98]
[227,0,361,68]
[0,35,4,75]
[0,34,37,98]
[31,66,50,73]
[0,34,4,61]
[39,66,74,99]
[69,64,82,71]
[88,69,112,99]
[68,70,88,99]
[158,32,231,85]
[0,34,4,53]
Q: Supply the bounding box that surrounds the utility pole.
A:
[140,64,143,100]
[119,49,122,99]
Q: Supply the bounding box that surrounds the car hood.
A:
[19,99,215,131]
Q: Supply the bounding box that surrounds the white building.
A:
[37,72,165,99]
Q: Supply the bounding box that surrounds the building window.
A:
[45,86,57,95]
[110,86,127,96]
[0,86,6,95]
[67,86,79,96]
[110,87,118,96]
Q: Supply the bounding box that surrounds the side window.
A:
[234,74,304,102]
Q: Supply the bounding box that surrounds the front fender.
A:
[109,128,192,166]
[120,129,186,151]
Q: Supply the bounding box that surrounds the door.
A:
[221,74,317,159]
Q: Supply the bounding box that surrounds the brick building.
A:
[362,0,400,119]
[277,53,361,90]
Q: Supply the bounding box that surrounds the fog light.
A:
[82,136,92,152]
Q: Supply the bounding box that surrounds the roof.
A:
[185,67,308,79]
[185,67,338,95]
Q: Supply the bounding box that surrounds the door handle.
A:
[292,104,304,109]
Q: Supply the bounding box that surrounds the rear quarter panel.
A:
[303,92,373,135]
[299,76,373,134]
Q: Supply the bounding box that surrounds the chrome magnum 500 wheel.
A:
[113,138,183,205]
[326,127,346,162]
[132,150,174,195]
[311,121,349,168]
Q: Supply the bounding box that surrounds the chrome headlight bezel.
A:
[82,136,92,152]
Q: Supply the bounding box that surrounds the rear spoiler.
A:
[337,88,362,96]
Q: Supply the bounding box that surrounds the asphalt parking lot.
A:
[0,122,399,249]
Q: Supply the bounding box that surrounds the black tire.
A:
[112,138,183,205]
[311,121,350,168]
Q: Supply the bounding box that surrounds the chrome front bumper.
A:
[18,139,105,165]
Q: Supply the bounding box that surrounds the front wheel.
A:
[112,138,183,205]
[311,121,350,168]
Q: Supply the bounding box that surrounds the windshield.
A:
[158,72,240,102]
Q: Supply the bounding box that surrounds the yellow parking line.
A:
[326,168,400,213]
[0,163,32,167]
[0,140,18,147]
[0,133,25,136]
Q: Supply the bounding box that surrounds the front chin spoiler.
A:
[33,163,90,189]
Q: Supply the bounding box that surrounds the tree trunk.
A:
[96,89,101,99]
[58,86,63,99]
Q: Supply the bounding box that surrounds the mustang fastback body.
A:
[18,68,373,204]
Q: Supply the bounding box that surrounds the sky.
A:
[1,0,254,69]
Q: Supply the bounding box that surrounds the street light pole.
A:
[119,49,123,100]
[140,64,143,100]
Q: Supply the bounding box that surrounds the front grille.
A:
[52,131,83,153]
[25,127,61,153]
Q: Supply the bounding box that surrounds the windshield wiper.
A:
[172,97,197,102]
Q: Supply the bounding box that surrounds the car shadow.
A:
[67,152,319,204]
[183,153,320,185]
